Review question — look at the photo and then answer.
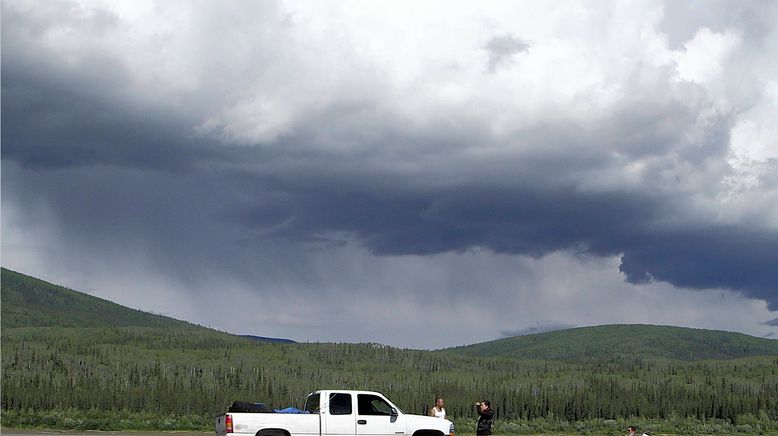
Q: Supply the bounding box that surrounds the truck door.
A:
[325,392,356,436]
[356,394,404,436]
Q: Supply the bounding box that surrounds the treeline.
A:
[3,325,777,429]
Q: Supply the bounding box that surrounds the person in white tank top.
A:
[428,397,447,419]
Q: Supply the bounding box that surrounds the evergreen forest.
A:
[2,268,778,435]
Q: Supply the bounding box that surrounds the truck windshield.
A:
[304,393,320,413]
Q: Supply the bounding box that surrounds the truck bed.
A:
[216,412,320,436]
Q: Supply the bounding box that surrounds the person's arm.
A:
[428,407,435,417]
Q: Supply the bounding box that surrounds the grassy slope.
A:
[445,324,778,361]
[1,268,197,329]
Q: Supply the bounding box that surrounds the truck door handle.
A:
[357,420,367,425]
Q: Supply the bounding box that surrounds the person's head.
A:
[480,400,490,410]
[627,426,636,433]
[435,397,444,408]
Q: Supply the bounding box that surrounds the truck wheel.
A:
[257,430,290,436]
[412,431,444,436]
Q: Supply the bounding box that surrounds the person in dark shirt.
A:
[474,400,493,435]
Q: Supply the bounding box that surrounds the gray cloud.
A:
[501,322,576,337]
[660,0,775,49]
[484,34,530,72]
[763,318,778,327]
[1,68,214,172]
[2,1,778,346]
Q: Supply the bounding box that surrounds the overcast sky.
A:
[2,0,777,349]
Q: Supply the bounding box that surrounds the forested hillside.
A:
[448,324,778,361]
[1,268,190,328]
[2,268,778,434]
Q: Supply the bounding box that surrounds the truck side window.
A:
[329,393,352,415]
[304,393,320,413]
[357,394,393,416]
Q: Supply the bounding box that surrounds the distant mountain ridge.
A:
[239,335,297,344]
[3,267,777,361]
[446,323,778,361]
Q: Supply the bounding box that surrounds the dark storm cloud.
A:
[2,0,777,318]
[4,45,778,308]
[618,228,778,309]
[1,65,217,172]
[484,34,530,72]
[763,318,778,327]
[228,179,778,308]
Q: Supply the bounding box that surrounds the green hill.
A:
[2,267,778,434]
[445,324,778,361]
[5,266,775,361]
[1,268,192,328]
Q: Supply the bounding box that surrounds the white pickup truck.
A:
[215,390,454,436]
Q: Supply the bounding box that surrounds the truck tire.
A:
[412,431,444,436]
[257,429,290,436]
